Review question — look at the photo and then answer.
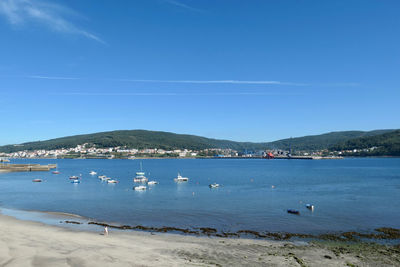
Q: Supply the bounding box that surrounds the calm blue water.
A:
[0,158,399,234]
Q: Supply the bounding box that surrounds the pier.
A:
[211,156,342,160]
[0,163,57,172]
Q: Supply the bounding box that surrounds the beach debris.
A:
[200,227,217,235]
[64,220,82,224]
[81,222,400,241]
[237,230,268,238]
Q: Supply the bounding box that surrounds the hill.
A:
[267,129,394,151]
[329,130,400,156]
[0,129,397,153]
[0,130,269,153]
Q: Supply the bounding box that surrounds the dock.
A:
[0,163,57,172]
[274,155,314,160]
[211,156,342,160]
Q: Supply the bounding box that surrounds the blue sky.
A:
[0,0,399,145]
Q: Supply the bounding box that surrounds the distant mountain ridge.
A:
[0,129,397,153]
[329,130,400,156]
[267,129,395,151]
[0,130,269,153]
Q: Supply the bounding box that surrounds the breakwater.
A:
[0,163,57,172]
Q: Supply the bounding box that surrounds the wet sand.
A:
[0,214,399,266]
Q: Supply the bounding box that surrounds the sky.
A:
[0,0,399,145]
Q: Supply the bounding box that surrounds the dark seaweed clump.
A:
[64,221,400,242]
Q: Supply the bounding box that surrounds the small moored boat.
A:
[209,183,220,188]
[69,176,79,180]
[133,177,148,183]
[287,209,300,215]
[52,171,60,174]
[306,204,315,211]
[89,171,97,175]
[32,179,42,182]
[147,181,158,185]
[133,185,147,191]
[133,162,148,183]
[71,180,80,184]
[174,173,189,182]
[107,179,118,184]
[98,176,110,181]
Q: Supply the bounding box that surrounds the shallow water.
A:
[0,158,399,234]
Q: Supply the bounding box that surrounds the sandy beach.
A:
[0,214,399,266]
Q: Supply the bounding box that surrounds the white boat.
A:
[209,183,220,188]
[133,185,147,191]
[69,176,79,180]
[90,171,97,175]
[107,179,118,184]
[174,173,189,182]
[306,204,315,211]
[71,180,80,184]
[98,176,111,181]
[134,177,148,183]
[147,181,158,185]
[133,162,148,183]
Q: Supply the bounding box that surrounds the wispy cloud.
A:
[117,79,360,87]
[0,0,104,44]
[8,74,360,88]
[117,79,307,86]
[54,92,302,97]
[28,75,79,80]
[163,0,202,12]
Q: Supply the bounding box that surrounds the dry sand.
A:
[0,214,398,267]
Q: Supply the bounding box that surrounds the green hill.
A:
[329,130,400,156]
[0,130,269,153]
[267,129,395,151]
[0,129,397,153]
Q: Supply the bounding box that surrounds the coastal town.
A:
[0,143,364,160]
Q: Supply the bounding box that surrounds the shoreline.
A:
[2,207,400,244]
[0,212,399,266]
[2,156,400,161]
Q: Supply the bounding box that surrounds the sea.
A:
[0,158,399,234]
